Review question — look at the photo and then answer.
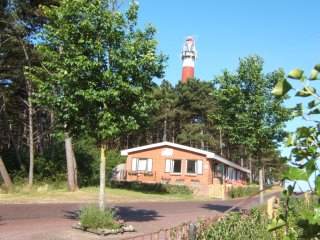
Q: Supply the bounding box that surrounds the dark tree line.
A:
[0,0,290,191]
[124,56,290,183]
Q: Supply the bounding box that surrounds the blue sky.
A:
[134,1,320,190]
[135,0,320,137]
[136,0,320,85]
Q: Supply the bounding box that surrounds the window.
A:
[187,160,196,174]
[187,160,203,175]
[165,159,203,175]
[165,159,182,173]
[173,160,181,173]
[131,158,152,172]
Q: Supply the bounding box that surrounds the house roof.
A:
[121,141,250,173]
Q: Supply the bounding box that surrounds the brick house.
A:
[120,141,250,198]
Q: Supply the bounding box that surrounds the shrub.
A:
[80,205,121,230]
[110,181,193,195]
[228,185,259,198]
[197,208,272,240]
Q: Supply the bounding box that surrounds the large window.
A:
[165,159,182,173]
[165,159,203,175]
[187,160,203,174]
[187,160,196,174]
[132,158,152,172]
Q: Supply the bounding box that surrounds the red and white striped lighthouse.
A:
[181,36,197,83]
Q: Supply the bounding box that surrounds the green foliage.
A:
[228,185,259,198]
[110,181,193,195]
[197,209,272,240]
[30,0,166,141]
[271,64,320,239]
[80,205,120,230]
[211,55,290,175]
[75,136,125,186]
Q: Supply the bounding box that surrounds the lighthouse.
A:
[181,36,197,83]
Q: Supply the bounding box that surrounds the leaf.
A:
[267,218,286,231]
[308,100,317,109]
[286,133,295,146]
[282,166,308,181]
[291,103,303,117]
[308,108,320,115]
[288,69,304,80]
[295,87,316,97]
[316,176,320,195]
[309,69,319,80]
[314,64,320,72]
[272,79,292,96]
[305,159,316,177]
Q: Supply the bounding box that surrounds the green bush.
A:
[197,208,272,240]
[110,181,193,195]
[273,196,320,239]
[80,205,121,230]
[228,185,259,198]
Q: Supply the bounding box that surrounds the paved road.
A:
[0,192,279,240]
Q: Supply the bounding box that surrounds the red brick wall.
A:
[125,146,213,194]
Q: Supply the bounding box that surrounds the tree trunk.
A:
[0,155,13,190]
[99,144,106,210]
[219,128,223,156]
[65,133,78,191]
[72,146,78,190]
[163,116,167,142]
[19,38,34,187]
[27,84,34,187]
[249,156,252,184]
[200,129,204,149]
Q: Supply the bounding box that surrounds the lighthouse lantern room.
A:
[181,36,197,83]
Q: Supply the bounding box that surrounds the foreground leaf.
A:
[288,69,304,80]
[283,166,308,181]
[272,79,292,96]
[309,69,319,80]
[296,87,316,97]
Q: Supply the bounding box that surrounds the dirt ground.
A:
[0,191,280,240]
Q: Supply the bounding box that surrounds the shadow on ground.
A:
[201,204,239,213]
[115,206,162,222]
[63,206,162,223]
[0,216,6,226]
[63,210,81,220]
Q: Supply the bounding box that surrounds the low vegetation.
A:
[80,205,120,230]
[0,182,196,204]
[197,208,272,240]
[228,185,259,198]
[197,196,319,240]
[110,181,193,195]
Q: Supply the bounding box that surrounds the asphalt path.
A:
[0,192,279,240]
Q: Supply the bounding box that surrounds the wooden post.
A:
[222,164,226,200]
[259,169,263,204]
[99,144,106,210]
[267,196,275,219]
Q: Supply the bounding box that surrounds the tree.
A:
[30,0,166,209]
[175,79,216,149]
[152,80,177,142]
[269,64,320,238]
[212,56,290,181]
[0,0,58,187]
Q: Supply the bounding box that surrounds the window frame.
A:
[186,160,197,174]
[132,158,152,172]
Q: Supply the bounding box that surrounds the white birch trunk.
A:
[99,144,106,210]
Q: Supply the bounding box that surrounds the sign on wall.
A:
[161,148,173,157]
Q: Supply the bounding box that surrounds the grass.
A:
[228,185,260,199]
[80,205,121,230]
[0,183,198,204]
